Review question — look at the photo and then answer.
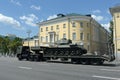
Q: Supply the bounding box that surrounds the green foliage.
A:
[109,21,113,44]
[0,36,22,56]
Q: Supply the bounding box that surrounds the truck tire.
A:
[18,55,22,61]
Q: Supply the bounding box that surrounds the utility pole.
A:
[27,30,32,46]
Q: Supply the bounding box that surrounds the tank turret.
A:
[55,38,72,45]
[54,38,72,47]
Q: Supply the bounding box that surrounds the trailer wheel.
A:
[60,58,68,61]
[97,60,104,65]
[80,59,91,65]
[71,58,79,64]
[90,59,104,65]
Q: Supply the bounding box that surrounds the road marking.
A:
[18,66,32,70]
[93,75,120,80]
[101,69,120,72]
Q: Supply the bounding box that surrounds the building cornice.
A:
[38,15,92,27]
[110,6,120,16]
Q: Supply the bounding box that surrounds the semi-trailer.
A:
[17,39,115,65]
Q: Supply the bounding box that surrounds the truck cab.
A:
[16,46,30,60]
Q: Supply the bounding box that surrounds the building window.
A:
[87,33,89,40]
[41,36,43,42]
[87,23,89,27]
[46,36,48,42]
[117,13,119,18]
[56,34,59,41]
[51,26,53,30]
[80,33,84,40]
[87,45,89,51]
[35,40,39,46]
[41,28,43,32]
[56,25,59,30]
[63,33,66,38]
[63,24,66,28]
[46,27,48,31]
[50,34,53,43]
[72,33,76,40]
[72,22,76,27]
[80,22,83,28]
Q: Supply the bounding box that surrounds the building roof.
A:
[66,13,91,17]
[109,5,120,16]
[23,35,38,41]
[38,13,92,26]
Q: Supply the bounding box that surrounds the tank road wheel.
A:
[60,50,64,56]
[65,50,69,56]
[54,51,58,56]
[70,50,75,56]
[76,50,82,56]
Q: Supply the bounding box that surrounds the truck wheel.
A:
[32,55,39,61]
[18,56,22,61]
[91,59,104,65]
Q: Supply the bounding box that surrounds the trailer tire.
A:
[90,59,104,65]
[80,59,91,65]
[60,58,68,61]
[97,60,104,65]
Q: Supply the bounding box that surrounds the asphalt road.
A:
[0,57,120,80]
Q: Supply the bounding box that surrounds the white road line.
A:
[18,66,32,70]
[101,69,120,72]
[93,75,120,80]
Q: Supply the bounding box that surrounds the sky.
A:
[0,0,120,38]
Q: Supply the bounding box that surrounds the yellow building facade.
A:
[38,14,109,54]
[110,6,120,60]
[23,36,39,47]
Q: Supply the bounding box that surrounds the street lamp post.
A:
[27,30,32,46]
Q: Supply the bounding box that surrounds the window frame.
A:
[72,32,76,40]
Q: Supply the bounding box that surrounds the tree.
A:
[0,36,22,56]
[8,37,22,56]
[109,21,113,44]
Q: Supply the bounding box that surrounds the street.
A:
[0,57,120,80]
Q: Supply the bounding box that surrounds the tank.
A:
[43,38,87,58]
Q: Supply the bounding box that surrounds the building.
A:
[38,13,109,54]
[23,36,39,47]
[110,5,120,60]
